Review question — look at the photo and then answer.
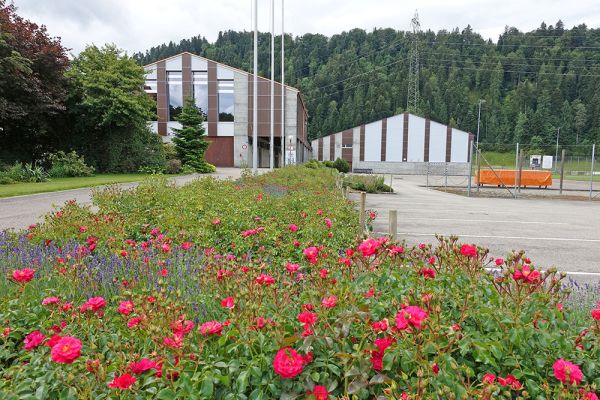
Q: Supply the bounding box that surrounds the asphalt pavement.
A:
[352,175,600,277]
[0,169,244,231]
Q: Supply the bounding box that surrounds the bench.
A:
[352,168,373,174]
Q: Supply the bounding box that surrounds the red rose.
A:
[129,358,159,374]
[171,318,194,335]
[459,244,477,257]
[199,321,223,336]
[298,311,317,325]
[321,295,337,309]
[307,385,329,400]
[23,330,46,350]
[127,317,143,328]
[513,265,541,284]
[395,306,428,330]
[118,301,134,315]
[108,373,136,389]
[255,274,275,286]
[12,268,34,283]
[591,308,600,321]
[553,359,583,385]
[273,347,304,379]
[50,336,82,364]
[482,373,496,384]
[357,239,381,257]
[221,296,235,309]
[419,267,436,279]
[288,224,298,232]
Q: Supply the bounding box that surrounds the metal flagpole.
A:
[590,144,596,200]
[269,0,275,170]
[280,0,285,167]
[252,0,258,172]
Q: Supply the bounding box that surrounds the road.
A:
[0,169,244,231]
[353,175,600,276]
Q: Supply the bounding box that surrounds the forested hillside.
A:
[134,22,600,146]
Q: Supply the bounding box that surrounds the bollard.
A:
[359,192,366,231]
[388,210,397,241]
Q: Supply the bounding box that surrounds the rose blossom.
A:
[307,385,329,400]
[42,296,60,305]
[255,274,275,286]
[199,321,224,336]
[459,244,477,257]
[553,359,583,385]
[129,358,159,374]
[357,238,381,257]
[51,336,82,364]
[286,262,300,273]
[108,373,136,389]
[12,268,34,283]
[273,347,304,379]
[118,301,134,315]
[395,306,428,330]
[298,311,317,325]
[288,224,298,232]
[221,296,235,309]
[321,295,337,309]
[482,373,496,384]
[513,265,541,284]
[23,331,46,350]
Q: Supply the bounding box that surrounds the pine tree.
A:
[172,97,215,173]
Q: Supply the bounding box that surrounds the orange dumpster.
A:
[475,170,552,187]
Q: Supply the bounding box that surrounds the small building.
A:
[311,112,473,175]
[143,52,310,167]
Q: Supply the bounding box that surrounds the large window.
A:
[218,80,234,122]
[167,72,183,121]
[144,79,158,120]
[193,71,208,119]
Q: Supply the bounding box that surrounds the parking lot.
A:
[357,175,600,276]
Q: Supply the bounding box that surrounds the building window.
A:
[167,72,183,121]
[193,71,208,119]
[144,79,158,121]
[218,80,234,122]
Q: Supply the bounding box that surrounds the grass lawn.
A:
[0,174,160,198]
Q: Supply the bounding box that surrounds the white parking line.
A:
[375,232,600,243]
[392,217,567,225]
[486,267,600,277]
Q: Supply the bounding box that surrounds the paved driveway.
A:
[354,175,600,275]
[0,169,244,231]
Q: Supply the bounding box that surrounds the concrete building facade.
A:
[143,52,309,167]
[311,112,474,175]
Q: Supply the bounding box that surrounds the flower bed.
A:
[0,167,598,399]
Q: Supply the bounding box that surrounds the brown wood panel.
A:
[424,118,431,162]
[446,126,453,162]
[381,118,387,161]
[207,60,217,136]
[359,125,365,161]
[342,148,353,169]
[330,135,335,160]
[156,61,167,136]
[342,129,353,145]
[205,137,234,167]
[402,112,409,162]
[182,53,192,100]
[318,138,323,161]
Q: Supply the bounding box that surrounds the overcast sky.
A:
[10,0,600,55]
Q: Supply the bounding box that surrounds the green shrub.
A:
[344,175,393,193]
[305,159,322,169]
[164,159,182,174]
[0,162,25,184]
[21,163,48,182]
[333,157,350,173]
[163,143,178,160]
[47,151,95,177]
[323,160,335,168]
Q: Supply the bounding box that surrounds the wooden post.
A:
[559,149,565,195]
[517,149,524,193]
[388,210,397,241]
[359,192,366,231]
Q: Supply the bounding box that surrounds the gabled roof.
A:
[143,51,300,93]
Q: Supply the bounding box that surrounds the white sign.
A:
[287,150,296,165]
[542,155,553,169]
[530,155,541,168]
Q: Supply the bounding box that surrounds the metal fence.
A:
[472,143,598,199]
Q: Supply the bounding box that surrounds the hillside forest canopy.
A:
[135,23,600,148]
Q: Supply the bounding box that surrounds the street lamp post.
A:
[555,127,560,172]
[475,99,485,192]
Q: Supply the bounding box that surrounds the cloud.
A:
[10,0,600,55]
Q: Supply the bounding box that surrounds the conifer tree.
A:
[172,97,215,173]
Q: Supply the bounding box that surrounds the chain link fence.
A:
[472,143,598,199]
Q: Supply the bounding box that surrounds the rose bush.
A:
[0,166,598,399]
